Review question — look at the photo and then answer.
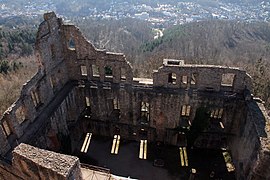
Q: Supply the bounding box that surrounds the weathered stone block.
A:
[12,143,82,180]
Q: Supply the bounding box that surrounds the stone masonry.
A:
[12,143,82,180]
[0,12,269,179]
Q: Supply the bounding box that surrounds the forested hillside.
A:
[0,28,36,59]
[0,18,38,116]
[139,20,270,67]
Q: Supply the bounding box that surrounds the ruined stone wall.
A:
[0,13,74,158]
[229,101,270,180]
[29,85,85,152]
[0,12,268,180]
[60,24,133,84]
[69,77,245,148]
[12,143,82,180]
[153,64,252,93]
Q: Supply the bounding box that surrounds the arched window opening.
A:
[68,38,76,50]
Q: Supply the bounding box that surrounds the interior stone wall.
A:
[229,101,270,180]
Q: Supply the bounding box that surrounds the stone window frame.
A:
[191,73,197,85]
[221,73,235,87]
[104,65,113,78]
[210,108,223,119]
[121,68,126,81]
[1,121,11,137]
[168,72,177,85]
[85,96,90,107]
[181,105,191,117]
[68,37,76,50]
[92,64,100,77]
[140,101,150,122]
[113,98,120,110]
[80,65,87,76]
[15,106,26,124]
[182,75,188,85]
[30,88,42,108]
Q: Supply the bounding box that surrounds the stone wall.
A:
[0,11,268,180]
[29,85,85,152]
[153,60,252,93]
[229,100,270,180]
[76,81,244,147]
[12,143,82,180]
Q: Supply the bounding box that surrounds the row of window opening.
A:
[85,97,193,122]
[168,73,196,85]
[81,65,127,80]
[168,73,235,87]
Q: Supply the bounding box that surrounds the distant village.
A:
[0,0,269,28]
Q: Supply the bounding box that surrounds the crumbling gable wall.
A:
[0,12,79,157]
[61,24,133,83]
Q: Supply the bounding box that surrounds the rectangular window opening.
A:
[92,65,100,77]
[2,121,11,136]
[81,65,87,76]
[210,108,223,119]
[31,89,41,107]
[85,97,90,107]
[186,105,191,116]
[105,66,113,78]
[181,105,191,116]
[15,106,26,124]
[218,108,223,119]
[31,91,38,107]
[191,73,196,85]
[181,105,187,116]
[113,98,120,110]
[182,75,188,84]
[168,73,177,84]
[214,109,219,119]
[221,73,235,87]
[168,61,180,65]
[141,102,150,122]
[121,68,126,80]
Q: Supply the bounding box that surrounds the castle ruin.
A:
[0,12,269,180]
